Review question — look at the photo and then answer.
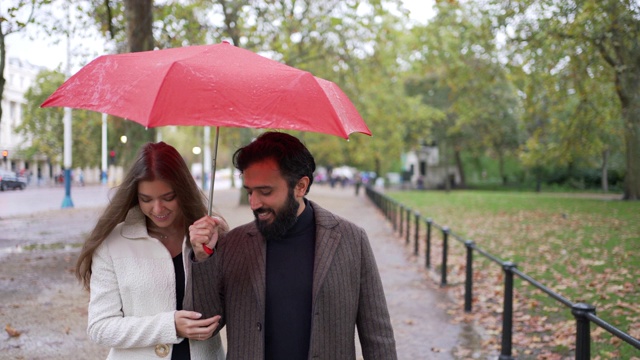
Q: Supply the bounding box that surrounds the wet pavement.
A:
[0,184,482,359]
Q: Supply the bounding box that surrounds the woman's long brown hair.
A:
[75,142,228,290]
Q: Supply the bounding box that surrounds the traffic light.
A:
[109,150,116,165]
[2,149,7,162]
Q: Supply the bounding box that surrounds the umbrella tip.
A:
[222,40,231,45]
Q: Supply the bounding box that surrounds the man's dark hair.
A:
[233,132,315,194]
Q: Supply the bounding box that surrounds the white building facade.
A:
[1,57,57,184]
[403,143,461,189]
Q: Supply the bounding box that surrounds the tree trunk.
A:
[615,67,640,200]
[124,0,154,53]
[239,187,249,205]
[122,0,156,145]
[442,139,450,192]
[601,148,609,193]
[622,114,640,200]
[219,0,242,46]
[499,152,507,185]
[454,147,466,188]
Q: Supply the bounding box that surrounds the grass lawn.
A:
[385,190,639,359]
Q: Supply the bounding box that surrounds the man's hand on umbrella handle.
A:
[189,215,223,262]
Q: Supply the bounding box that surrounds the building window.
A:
[10,101,17,123]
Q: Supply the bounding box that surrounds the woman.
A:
[75,142,226,360]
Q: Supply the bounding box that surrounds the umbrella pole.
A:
[207,126,220,216]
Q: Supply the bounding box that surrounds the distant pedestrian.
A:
[186,131,397,359]
[75,141,227,360]
[354,172,363,196]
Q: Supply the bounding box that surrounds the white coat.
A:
[88,206,224,359]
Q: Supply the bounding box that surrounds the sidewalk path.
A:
[0,184,479,359]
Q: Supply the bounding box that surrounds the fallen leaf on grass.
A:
[609,336,622,346]
[629,324,640,339]
[5,324,21,337]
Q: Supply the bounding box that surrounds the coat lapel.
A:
[245,228,267,313]
[310,201,341,302]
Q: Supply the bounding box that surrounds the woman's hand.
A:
[174,310,220,341]
[189,215,225,262]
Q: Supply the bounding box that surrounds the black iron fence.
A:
[365,186,640,359]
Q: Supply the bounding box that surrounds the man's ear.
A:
[295,176,310,197]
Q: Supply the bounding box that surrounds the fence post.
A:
[425,218,432,269]
[440,226,450,287]
[464,240,474,313]
[392,201,398,232]
[384,196,389,220]
[405,207,411,244]
[499,261,517,360]
[386,197,391,221]
[572,303,596,360]
[399,204,404,236]
[414,212,420,256]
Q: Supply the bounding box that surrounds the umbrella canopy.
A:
[41,42,370,139]
[41,42,370,231]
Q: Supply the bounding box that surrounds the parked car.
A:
[0,170,27,191]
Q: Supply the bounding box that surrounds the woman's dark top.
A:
[171,252,190,360]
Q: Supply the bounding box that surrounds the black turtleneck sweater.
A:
[264,199,316,360]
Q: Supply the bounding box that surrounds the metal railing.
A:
[365,186,640,359]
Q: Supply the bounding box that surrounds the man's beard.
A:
[253,190,300,240]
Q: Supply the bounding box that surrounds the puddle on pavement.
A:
[454,322,496,359]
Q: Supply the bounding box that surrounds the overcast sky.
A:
[5,0,434,72]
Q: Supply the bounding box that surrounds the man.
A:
[186,132,397,359]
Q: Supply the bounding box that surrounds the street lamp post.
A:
[61,108,74,208]
[61,4,74,208]
[101,113,108,184]
[192,146,204,189]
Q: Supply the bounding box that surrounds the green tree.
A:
[494,0,639,199]
[406,2,523,187]
[79,0,441,180]
[16,69,102,168]
[200,0,430,174]
[353,12,441,177]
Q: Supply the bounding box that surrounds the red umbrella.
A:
[41,41,370,215]
[41,41,370,138]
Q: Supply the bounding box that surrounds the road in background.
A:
[0,184,112,218]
